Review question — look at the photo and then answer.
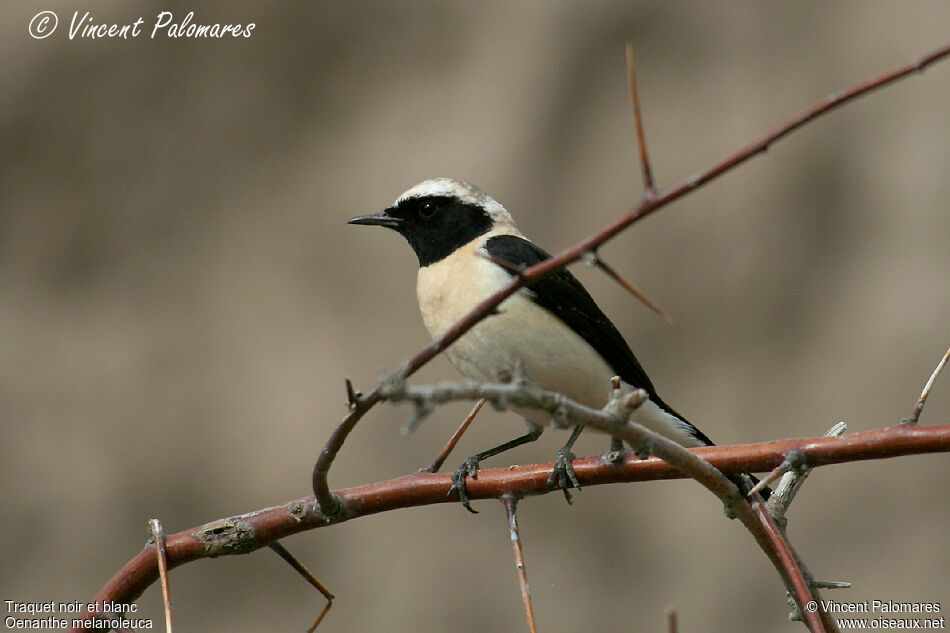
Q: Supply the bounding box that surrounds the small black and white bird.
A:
[349,178,755,511]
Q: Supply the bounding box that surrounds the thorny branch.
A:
[75,421,950,631]
[311,42,950,518]
[74,44,950,632]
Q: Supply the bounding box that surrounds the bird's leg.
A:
[601,436,628,465]
[450,426,543,514]
[547,425,584,504]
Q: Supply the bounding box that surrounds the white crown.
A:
[396,178,516,227]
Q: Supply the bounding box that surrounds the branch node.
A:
[378,371,407,399]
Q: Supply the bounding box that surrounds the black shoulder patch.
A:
[483,234,709,443]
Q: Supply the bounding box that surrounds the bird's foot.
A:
[601,446,628,465]
[546,446,581,504]
[602,437,628,466]
[450,456,481,514]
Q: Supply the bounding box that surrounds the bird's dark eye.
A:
[419,201,438,218]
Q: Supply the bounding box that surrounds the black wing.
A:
[484,234,703,438]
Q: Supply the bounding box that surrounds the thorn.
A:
[344,378,361,409]
[502,495,539,633]
[269,542,334,631]
[626,42,657,196]
[423,398,486,473]
[591,253,674,325]
[906,344,950,424]
[148,518,174,633]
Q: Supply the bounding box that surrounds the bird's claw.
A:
[601,446,628,465]
[450,456,481,514]
[546,446,581,504]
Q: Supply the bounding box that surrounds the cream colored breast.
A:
[416,237,513,339]
[416,232,617,410]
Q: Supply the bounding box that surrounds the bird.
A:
[349,178,759,511]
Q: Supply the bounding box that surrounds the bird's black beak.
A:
[347,208,402,229]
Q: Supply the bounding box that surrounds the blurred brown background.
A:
[2,1,948,631]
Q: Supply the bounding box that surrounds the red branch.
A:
[75,423,950,629]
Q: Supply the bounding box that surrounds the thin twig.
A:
[502,495,538,633]
[268,542,334,631]
[666,607,678,633]
[311,42,950,519]
[148,519,173,633]
[423,398,486,473]
[907,345,950,424]
[588,252,673,324]
[626,43,657,195]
